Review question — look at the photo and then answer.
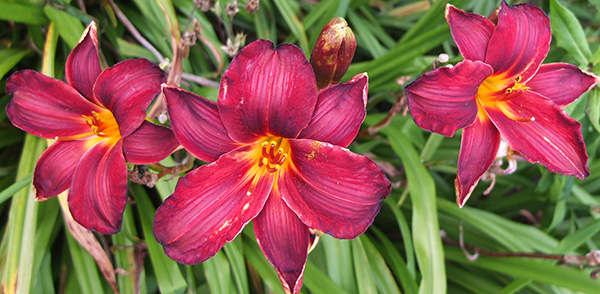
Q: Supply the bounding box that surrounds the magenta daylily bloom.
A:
[6,22,178,234]
[154,40,391,294]
[405,2,599,207]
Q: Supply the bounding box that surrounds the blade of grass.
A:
[385,198,416,277]
[0,134,45,294]
[321,235,356,293]
[550,0,592,67]
[303,260,351,294]
[112,204,142,294]
[438,197,559,252]
[382,126,446,294]
[273,0,309,54]
[371,227,418,294]
[351,237,377,294]
[63,220,104,293]
[554,217,600,253]
[31,197,61,292]
[0,49,32,81]
[43,5,85,49]
[445,247,600,292]
[345,25,451,90]
[0,173,32,205]
[224,238,249,294]
[132,184,188,293]
[0,2,47,25]
[204,251,234,294]
[360,235,402,294]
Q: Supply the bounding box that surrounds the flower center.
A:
[257,137,290,173]
[477,74,530,104]
[83,110,121,138]
[504,75,531,94]
[476,74,535,122]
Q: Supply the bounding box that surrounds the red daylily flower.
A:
[6,22,178,234]
[154,40,391,294]
[405,2,599,207]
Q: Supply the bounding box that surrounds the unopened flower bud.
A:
[310,17,356,90]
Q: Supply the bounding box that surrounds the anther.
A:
[515,75,522,83]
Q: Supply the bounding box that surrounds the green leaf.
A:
[132,184,187,294]
[347,9,387,58]
[586,88,600,134]
[321,235,356,293]
[0,135,45,294]
[360,235,402,294]
[554,217,600,253]
[43,5,85,49]
[112,204,143,294]
[550,0,592,66]
[352,237,377,294]
[382,126,446,294]
[0,2,47,24]
[223,239,249,294]
[371,227,418,294]
[446,247,600,292]
[345,25,451,90]
[0,173,32,205]
[304,260,351,294]
[204,251,234,294]
[398,0,453,43]
[273,0,309,54]
[0,49,32,81]
[65,228,104,293]
[437,198,558,253]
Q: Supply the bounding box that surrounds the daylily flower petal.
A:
[298,73,367,148]
[527,63,600,107]
[255,194,309,294]
[405,60,493,137]
[446,4,495,61]
[485,91,589,178]
[154,145,274,264]
[485,2,550,81]
[163,84,238,162]
[278,139,390,239]
[69,139,127,234]
[455,113,501,207]
[34,140,90,200]
[122,121,178,164]
[219,40,318,143]
[93,59,165,137]
[6,70,102,139]
[66,22,102,103]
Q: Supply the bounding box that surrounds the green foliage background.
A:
[1,0,600,293]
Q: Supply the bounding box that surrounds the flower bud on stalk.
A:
[310,17,356,90]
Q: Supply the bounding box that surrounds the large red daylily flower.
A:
[6,22,178,234]
[154,40,391,294]
[405,2,599,207]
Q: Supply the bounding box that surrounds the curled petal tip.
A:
[455,178,474,208]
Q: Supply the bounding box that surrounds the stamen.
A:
[261,142,269,158]
[257,138,289,173]
[505,75,531,94]
[277,154,287,165]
